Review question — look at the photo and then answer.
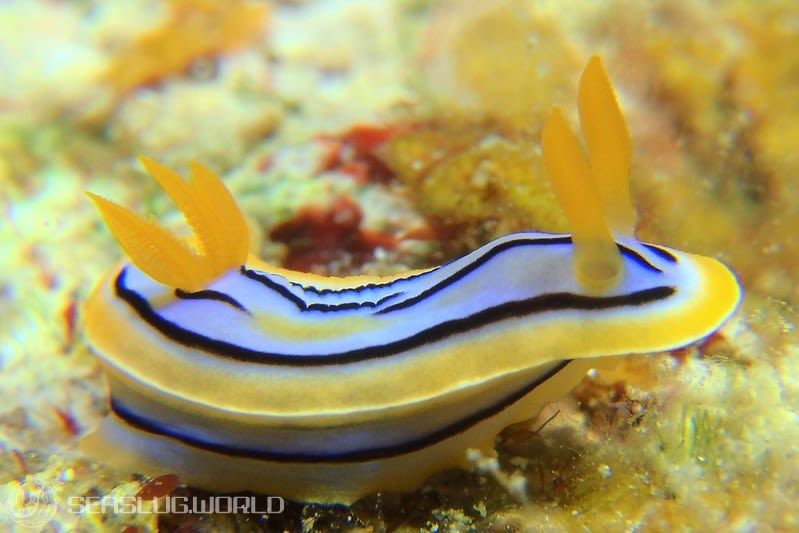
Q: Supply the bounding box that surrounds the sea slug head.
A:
[541,56,741,346]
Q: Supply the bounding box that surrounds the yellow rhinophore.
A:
[542,55,635,292]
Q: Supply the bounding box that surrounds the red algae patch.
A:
[269,195,398,273]
[317,123,404,185]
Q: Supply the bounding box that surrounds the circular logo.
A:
[2,478,58,529]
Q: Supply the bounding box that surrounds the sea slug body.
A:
[82,56,741,503]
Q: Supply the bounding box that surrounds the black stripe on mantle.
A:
[114,267,675,367]
[110,360,572,463]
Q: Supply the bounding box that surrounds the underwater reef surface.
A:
[1,0,797,531]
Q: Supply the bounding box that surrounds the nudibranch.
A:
[82,56,741,504]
